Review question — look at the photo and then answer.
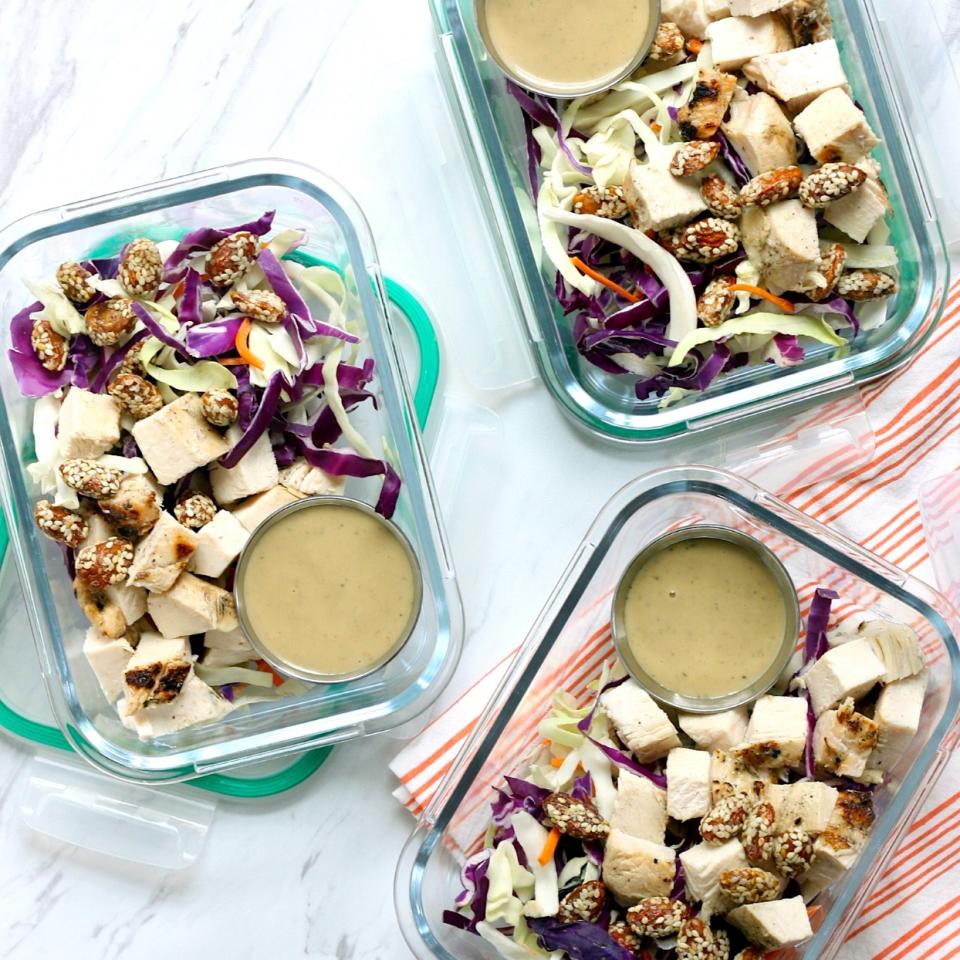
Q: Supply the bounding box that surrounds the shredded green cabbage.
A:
[511,811,560,919]
[486,841,535,925]
[194,664,275,688]
[24,279,86,337]
[139,338,238,392]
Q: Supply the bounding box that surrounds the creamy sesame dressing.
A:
[622,537,787,698]
[481,0,652,95]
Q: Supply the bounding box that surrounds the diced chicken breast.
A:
[666,747,712,820]
[127,511,198,593]
[80,513,115,550]
[679,707,750,752]
[602,829,676,906]
[279,457,347,497]
[767,781,838,835]
[705,15,793,72]
[122,632,192,710]
[813,698,879,778]
[57,388,121,460]
[662,0,712,37]
[98,472,162,536]
[727,896,813,948]
[131,393,230,485]
[601,679,682,763]
[622,160,707,233]
[190,509,250,578]
[230,485,301,533]
[120,670,230,739]
[710,749,776,803]
[705,0,733,18]
[721,91,797,175]
[203,624,257,668]
[868,669,927,775]
[610,771,668,842]
[678,69,739,140]
[742,40,849,112]
[800,789,874,899]
[147,572,236,639]
[209,426,279,505]
[823,176,889,242]
[737,695,808,768]
[851,620,924,683]
[82,628,135,702]
[803,637,886,715]
[103,582,147,625]
[680,839,750,913]
[740,200,820,294]
[730,0,791,14]
[793,88,881,164]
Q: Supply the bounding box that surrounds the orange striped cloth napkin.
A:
[390,278,960,959]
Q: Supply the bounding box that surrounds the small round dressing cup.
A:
[475,0,662,100]
[234,496,424,684]
[611,525,801,713]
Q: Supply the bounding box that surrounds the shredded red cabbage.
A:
[805,587,839,662]
[219,371,285,468]
[185,316,246,357]
[506,81,592,177]
[163,210,276,274]
[178,268,203,326]
[716,132,751,187]
[130,301,196,358]
[772,334,806,366]
[66,336,102,390]
[90,330,148,393]
[7,302,72,397]
[586,735,667,788]
[527,918,634,960]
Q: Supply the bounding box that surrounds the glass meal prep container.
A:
[429,0,952,442]
[0,158,463,784]
[396,465,960,960]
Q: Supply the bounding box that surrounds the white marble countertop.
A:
[0,1,958,958]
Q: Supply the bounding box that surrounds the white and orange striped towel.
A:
[390,278,960,959]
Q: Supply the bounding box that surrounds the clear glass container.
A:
[396,465,960,960]
[0,159,464,784]
[429,0,953,442]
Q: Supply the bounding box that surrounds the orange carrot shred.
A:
[687,37,703,54]
[255,659,285,687]
[571,256,641,303]
[650,121,662,134]
[550,756,565,769]
[729,283,797,314]
[538,827,561,867]
[172,280,186,300]
[542,738,552,747]
[234,317,265,370]
[219,357,247,366]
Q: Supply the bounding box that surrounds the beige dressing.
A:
[482,0,652,94]
[240,504,418,677]
[622,538,786,698]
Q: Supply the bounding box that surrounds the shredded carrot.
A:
[219,357,247,366]
[172,279,186,300]
[550,756,565,769]
[729,283,797,314]
[687,37,703,54]
[571,256,641,303]
[650,121,662,134]
[538,827,561,867]
[542,738,552,747]
[234,317,265,370]
[255,659,285,687]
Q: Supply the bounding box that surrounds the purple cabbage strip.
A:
[441,911,474,933]
[90,330,148,393]
[185,316,246,357]
[130,301,194,358]
[506,80,592,177]
[7,302,72,397]
[805,587,839,662]
[635,343,731,401]
[234,365,255,430]
[582,326,677,353]
[122,435,140,458]
[296,443,402,519]
[670,854,687,901]
[603,299,661,330]
[163,210,276,272]
[178,268,203,326]
[571,770,594,803]
[272,435,298,469]
[67,336,101,390]
[586,736,667,788]
[772,333,806,366]
[791,295,860,336]
[632,270,669,310]
[527,918,634,960]
[519,104,542,195]
[444,852,491,934]
[717,132,751,187]
[219,371,285,468]
[220,684,235,703]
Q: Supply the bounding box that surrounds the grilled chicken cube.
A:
[230,484,301,533]
[824,176,890,242]
[667,747,713,821]
[705,15,794,72]
[190,509,250,578]
[794,88,880,164]
[803,637,886,715]
[122,633,192,710]
[610,771,668,842]
[147,572,236,639]
[623,160,707,233]
[82,627,136,703]
[767,781,838,835]
[680,839,750,914]
[57,388,121,460]
[602,679,682,763]
[98,472,162,536]
[131,393,230,485]
[279,457,347,497]
[727,896,813,948]
[721,91,797,175]
[602,829,676,905]
[209,426,279,505]
[705,0,733,17]
[729,0,791,13]
[710,749,776,804]
[120,670,230,739]
[868,670,927,776]
[800,790,875,899]
[678,68,739,140]
[202,625,257,668]
[786,0,833,45]
[813,698,879,778]
[103,582,147,625]
[679,707,750,752]
[742,39,848,112]
[80,512,115,550]
[127,511,199,593]
[851,619,924,683]
[662,0,712,36]
[740,200,820,294]
[737,695,808,769]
